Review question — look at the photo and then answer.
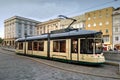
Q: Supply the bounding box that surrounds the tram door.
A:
[71,39,79,61]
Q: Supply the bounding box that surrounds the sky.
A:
[0,0,120,38]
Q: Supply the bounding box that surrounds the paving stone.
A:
[0,49,119,80]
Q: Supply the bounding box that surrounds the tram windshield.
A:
[80,39,103,54]
[95,39,103,54]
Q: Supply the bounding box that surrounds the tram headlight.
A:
[101,53,104,56]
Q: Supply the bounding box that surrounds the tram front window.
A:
[80,39,93,54]
[95,39,103,54]
[80,39,103,54]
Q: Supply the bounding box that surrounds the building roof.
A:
[4,16,40,23]
[37,18,60,26]
[85,7,114,14]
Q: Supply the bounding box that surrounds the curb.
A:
[105,61,119,66]
[1,48,15,52]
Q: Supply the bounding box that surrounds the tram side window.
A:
[33,42,38,51]
[53,40,66,52]
[38,41,44,51]
[19,42,23,50]
[28,42,32,50]
[71,39,78,53]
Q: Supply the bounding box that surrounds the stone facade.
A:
[4,16,39,47]
[35,18,61,35]
[35,15,85,35]
[112,7,120,50]
[85,7,114,50]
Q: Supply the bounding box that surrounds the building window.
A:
[106,9,108,11]
[18,34,21,38]
[40,30,42,34]
[18,28,21,33]
[115,27,118,32]
[103,35,109,42]
[30,26,32,29]
[55,25,58,28]
[19,42,23,50]
[106,13,109,17]
[25,26,27,29]
[30,30,33,35]
[105,21,109,25]
[53,40,66,53]
[88,17,91,20]
[115,37,119,41]
[99,30,102,32]
[99,11,102,18]
[93,23,96,27]
[28,42,32,50]
[47,25,49,33]
[88,24,91,27]
[106,29,108,33]
[38,41,44,51]
[44,26,45,33]
[99,22,102,26]
[93,12,96,19]
[71,39,78,53]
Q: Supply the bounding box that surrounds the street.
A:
[0,49,119,80]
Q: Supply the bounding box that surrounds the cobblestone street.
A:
[0,49,119,80]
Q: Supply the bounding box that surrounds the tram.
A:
[15,29,105,65]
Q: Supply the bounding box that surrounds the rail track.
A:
[0,48,120,79]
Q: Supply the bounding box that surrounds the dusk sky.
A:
[0,0,120,38]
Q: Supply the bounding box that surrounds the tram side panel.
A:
[32,40,48,57]
[26,42,33,55]
[78,38,105,64]
[16,42,24,54]
[50,39,70,60]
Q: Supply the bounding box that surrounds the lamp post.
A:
[24,32,27,55]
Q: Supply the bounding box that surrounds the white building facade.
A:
[4,16,39,47]
[35,18,61,35]
[113,7,120,50]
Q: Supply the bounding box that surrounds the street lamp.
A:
[24,32,27,55]
[58,15,77,29]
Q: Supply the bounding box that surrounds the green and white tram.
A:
[15,29,105,65]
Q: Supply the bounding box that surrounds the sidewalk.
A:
[1,47,15,52]
[105,60,120,66]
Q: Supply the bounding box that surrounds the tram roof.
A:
[16,29,102,42]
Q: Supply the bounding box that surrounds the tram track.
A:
[0,49,120,79]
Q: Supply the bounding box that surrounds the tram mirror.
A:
[102,40,104,43]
